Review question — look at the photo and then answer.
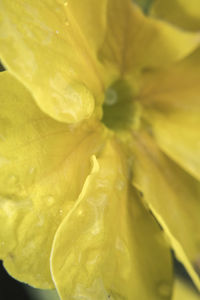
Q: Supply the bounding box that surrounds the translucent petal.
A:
[0,71,105,288]
[51,140,173,300]
[131,132,200,290]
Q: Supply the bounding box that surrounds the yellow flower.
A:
[0,0,200,299]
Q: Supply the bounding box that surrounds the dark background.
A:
[0,261,31,300]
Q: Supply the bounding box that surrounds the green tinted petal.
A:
[133,0,154,14]
[141,49,200,181]
[0,71,105,288]
[151,0,200,31]
[51,140,173,300]
[0,0,107,123]
[131,133,200,290]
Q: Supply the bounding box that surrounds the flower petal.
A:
[0,0,200,117]
[151,0,200,31]
[0,71,105,288]
[0,0,107,123]
[141,49,200,181]
[146,111,200,182]
[131,132,200,290]
[173,276,200,300]
[51,139,173,300]
[99,0,200,76]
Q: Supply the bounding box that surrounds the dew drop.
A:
[56,30,59,34]
[38,216,44,227]
[64,1,68,6]
[29,167,35,175]
[77,209,83,216]
[116,180,125,191]
[157,281,171,298]
[47,196,55,206]
[59,209,63,216]
[65,20,70,26]
[104,87,118,106]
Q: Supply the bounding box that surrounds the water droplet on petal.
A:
[64,1,68,6]
[65,20,70,26]
[38,216,44,227]
[104,87,118,106]
[59,209,63,216]
[29,167,35,175]
[47,196,55,206]
[77,209,83,216]
[116,180,125,191]
[157,281,171,298]
[56,30,59,34]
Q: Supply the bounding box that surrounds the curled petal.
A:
[0,71,105,288]
[51,140,173,300]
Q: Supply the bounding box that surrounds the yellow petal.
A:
[141,49,200,181]
[131,132,200,290]
[0,0,107,123]
[173,277,200,300]
[1,0,200,118]
[0,71,105,288]
[151,0,200,31]
[51,139,173,300]
[147,111,200,182]
[99,0,200,76]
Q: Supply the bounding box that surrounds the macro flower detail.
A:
[0,0,200,299]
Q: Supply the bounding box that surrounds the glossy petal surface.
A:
[51,140,172,300]
[151,0,200,31]
[131,133,200,290]
[0,0,108,123]
[1,0,200,120]
[0,72,105,288]
[141,49,200,181]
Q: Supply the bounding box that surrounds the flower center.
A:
[102,80,141,132]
